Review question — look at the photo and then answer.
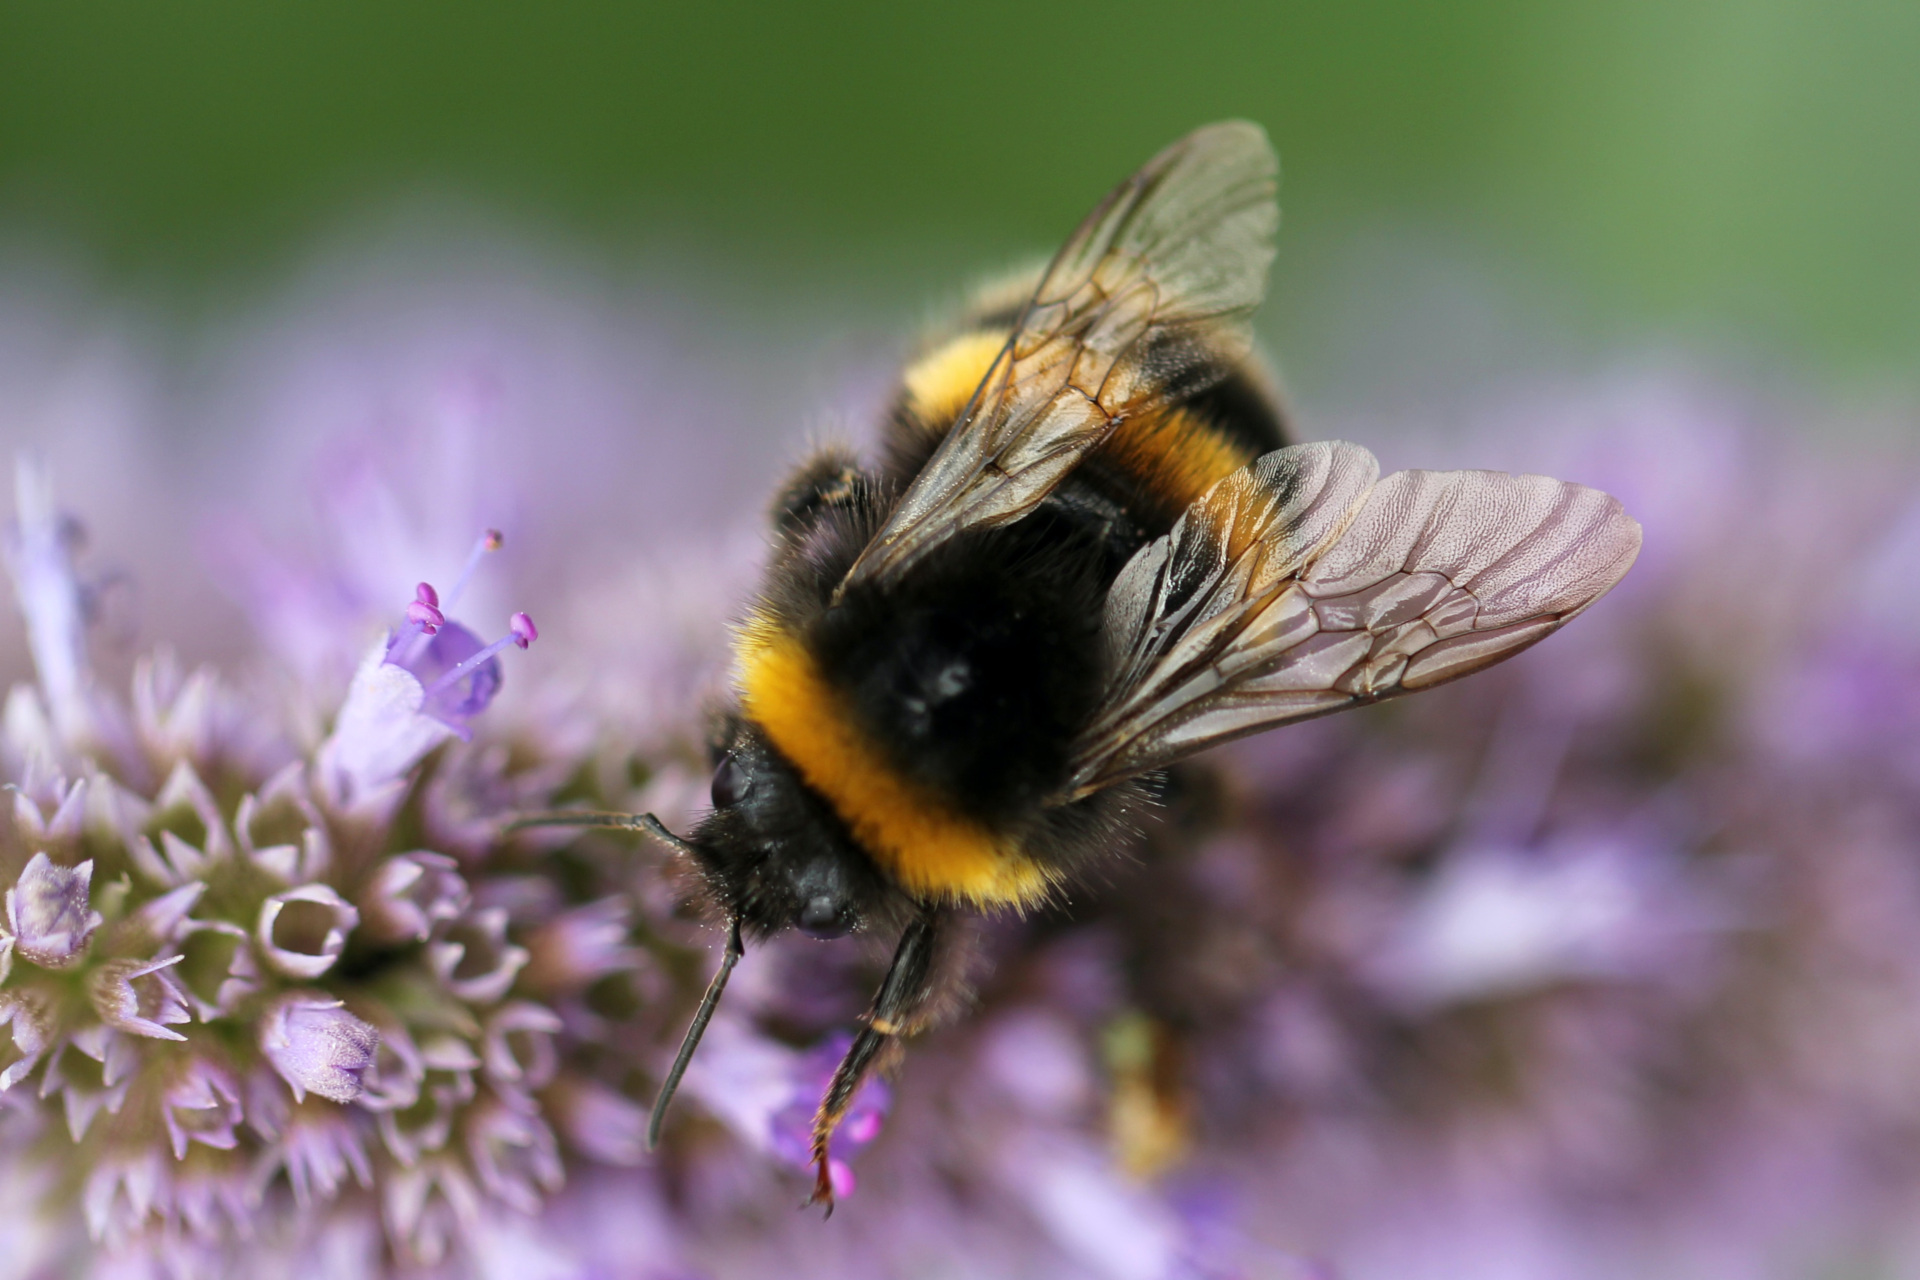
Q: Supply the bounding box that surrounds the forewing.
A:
[1067,447,1643,797]
[841,120,1279,589]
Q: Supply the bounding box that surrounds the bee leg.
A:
[805,903,941,1215]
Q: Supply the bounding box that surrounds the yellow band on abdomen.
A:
[736,622,1056,910]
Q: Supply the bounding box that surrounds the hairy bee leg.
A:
[806,904,941,1214]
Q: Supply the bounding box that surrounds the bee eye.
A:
[710,754,752,809]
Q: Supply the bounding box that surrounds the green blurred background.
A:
[2,0,1916,389]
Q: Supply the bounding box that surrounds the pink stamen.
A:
[421,613,538,699]
[405,600,444,635]
[393,582,445,662]
[443,530,505,612]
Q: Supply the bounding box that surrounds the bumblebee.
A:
[528,121,1641,1208]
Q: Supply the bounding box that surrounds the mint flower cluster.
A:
[0,462,649,1271]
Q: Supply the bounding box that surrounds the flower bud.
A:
[359,852,468,945]
[161,1058,244,1159]
[426,907,527,1005]
[358,1019,426,1113]
[259,995,380,1104]
[88,956,191,1041]
[175,920,260,1019]
[6,851,103,968]
[257,883,360,979]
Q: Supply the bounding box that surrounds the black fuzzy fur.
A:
[689,311,1289,933]
[688,713,896,942]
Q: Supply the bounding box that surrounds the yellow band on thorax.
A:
[905,328,1255,513]
[736,620,1056,910]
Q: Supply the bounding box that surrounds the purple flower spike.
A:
[260,994,381,1104]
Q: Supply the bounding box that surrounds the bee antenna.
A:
[506,810,703,861]
[647,917,744,1151]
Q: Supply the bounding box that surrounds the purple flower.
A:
[317,533,537,812]
[358,851,469,944]
[88,956,192,1041]
[521,897,641,993]
[543,1077,649,1167]
[426,906,529,1005]
[4,460,106,755]
[256,882,361,979]
[0,988,55,1089]
[160,1058,245,1159]
[259,995,381,1104]
[464,1095,564,1214]
[5,852,103,969]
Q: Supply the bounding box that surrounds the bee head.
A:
[686,720,883,941]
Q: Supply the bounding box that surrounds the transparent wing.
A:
[840,120,1279,590]
[1065,443,1643,798]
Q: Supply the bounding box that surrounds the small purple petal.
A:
[318,641,458,810]
[523,897,639,993]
